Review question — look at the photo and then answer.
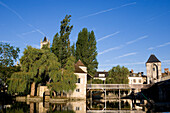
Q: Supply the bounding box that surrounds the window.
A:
[139,79,141,83]
[76,89,80,92]
[133,79,136,83]
[153,68,155,71]
[77,78,80,83]
[76,107,79,110]
[99,74,105,77]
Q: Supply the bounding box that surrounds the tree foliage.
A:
[51,15,73,68]
[8,46,61,94]
[0,42,20,90]
[0,66,20,89]
[92,79,104,84]
[0,42,20,67]
[70,43,76,57]
[106,65,129,84]
[49,56,77,93]
[8,46,77,94]
[76,28,98,76]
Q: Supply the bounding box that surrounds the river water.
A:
[0,98,169,113]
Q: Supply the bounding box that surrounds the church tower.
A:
[146,54,161,84]
[40,37,50,49]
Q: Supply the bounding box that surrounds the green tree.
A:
[76,28,98,76]
[70,43,76,57]
[0,42,20,91]
[8,46,77,96]
[49,56,77,94]
[92,79,104,84]
[0,66,20,90]
[51,15,73,68]
[0,42,20,67]
[106,65,129,84]
[8,46,61,95]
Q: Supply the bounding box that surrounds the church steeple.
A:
[40,37,50,49]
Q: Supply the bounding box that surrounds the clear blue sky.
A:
[1,0,170,74]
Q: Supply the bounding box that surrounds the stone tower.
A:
[40,37,50,49]
[146,54,161,84]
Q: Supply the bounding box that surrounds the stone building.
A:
[68,60,88,99]
[146,54,162,84]
[40,37,50,49]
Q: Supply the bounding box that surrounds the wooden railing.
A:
[87,84,151,89]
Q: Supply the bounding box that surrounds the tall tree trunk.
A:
[30,82,35,96]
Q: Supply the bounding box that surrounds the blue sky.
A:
[1,0,170,74]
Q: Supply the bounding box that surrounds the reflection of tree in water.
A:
[5,102,29,113]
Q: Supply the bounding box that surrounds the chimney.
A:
[164,68,169,73]
[131,69,133,73]
[138,72,141,77]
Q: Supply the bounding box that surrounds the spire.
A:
[146,54,161,63]
[43,37,47,42]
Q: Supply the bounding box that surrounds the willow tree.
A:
[48,56,77,95]
[106,65,129,84]
[8,46,77,96]
[8,46,61,95]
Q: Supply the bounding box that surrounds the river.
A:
[1,98,169,113]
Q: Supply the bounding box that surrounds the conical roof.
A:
[43,37,47,42]
[146,54,161,63]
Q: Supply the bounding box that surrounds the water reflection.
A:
[0,99,149,113]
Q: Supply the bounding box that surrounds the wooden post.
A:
[30,103,34,113]
[30,82,35,97]
[90,90,92,108]
[119,89,121,110]
[105,89,106,110]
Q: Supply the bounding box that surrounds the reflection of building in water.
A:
[87,99,147,112]
[67,101,86,113]
[28,101,86,113]
[29,102,49,113]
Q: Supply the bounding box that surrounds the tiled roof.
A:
[75,59,85,66]
[146,54,161,63]
[74,64,85,73]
